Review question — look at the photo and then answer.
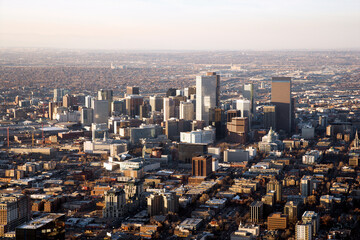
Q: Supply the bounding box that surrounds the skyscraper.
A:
[263,105,276,130]
[103,188,127,218]
[226,117,249,144]
[192,155,212,177]
[127,86,140,95]
[301,176,320,197]
[149,95,163,112]
[112,99,126,115]
[271,77,292,133]
[284,201,301,222]
[92,99,109,124]
[243,83,256,115]
[163,97,175,121]
[98,89,113,115]
[126,95,143,117]
[184,87,196,98]
[53,88,68,102]
[98,89,113,102]
[147,191,179,216]
[295,222,312,240]
[250,201,264,223]
[85,95,94,108]
[196,72,220,123]
[0,194,30,237]
[266,179,282,202]
[236,99,251,118]
[81,107,94,126]
[302,211,319,236]
[179,101,194,120]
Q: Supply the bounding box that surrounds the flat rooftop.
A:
[17,213,64,230]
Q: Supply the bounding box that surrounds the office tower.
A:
[112,100,126,115]
[284,201,301,222]
[53,88,67,102]
[262,190,276,207]
[301,176,319,197]
[127,86,139,95]
[149,95,163,112]
[226,117,249,144]
[0,194,30,237]
[267,212,288,230]
[147,193,163,216]
[62,94,76,108]
[178,143,208,163]
[184,87,196,98]
[48,102,60,120]
[236,99,251,118]
[302,211,319,236]
[266,179,282,202]
[126,95,143,117]
[209,108,225,139]
[15,214,65,240]
[140,102,151,119]
[196,72,220,123]
[243,83,256,115]
[92,99,109,124]
[103,188,127,218]
[162,191,179,214]
[176,89,183,96]
[192,155,212,176]
[227,110,240,122]
[166,88,177,97]
[147,191,179,216]
[166,119,191,141]
[295,222,312,240]
[98,89,113,115]
[271,77,292,133]
[250,201,263,223]
[85,95,94,108]
[81,107,93,126]
[263,105,276,129]
[180,101,194,120]
[163,97,175,121]
[170,96,186,118]
[318,115,328,128]
[92,123,108,141]
[98,89,113,102]
[74,94,85,106]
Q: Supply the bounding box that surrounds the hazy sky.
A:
[0,0,359,50]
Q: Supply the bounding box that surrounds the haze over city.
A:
[1,0,359,50]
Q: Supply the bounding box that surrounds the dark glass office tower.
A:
[271,77,292,134]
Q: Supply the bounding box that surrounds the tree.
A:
[199,194,210,204]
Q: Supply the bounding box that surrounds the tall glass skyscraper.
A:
[196,72,220,123]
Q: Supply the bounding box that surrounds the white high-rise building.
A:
[179,101,194,120]
[243,83,256,115]
[85,95,94,108]
[295,222,312,240]
[163,97,175,121]
[236,99,251,118]
[196,72,220,123]
[302,211,319,237]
